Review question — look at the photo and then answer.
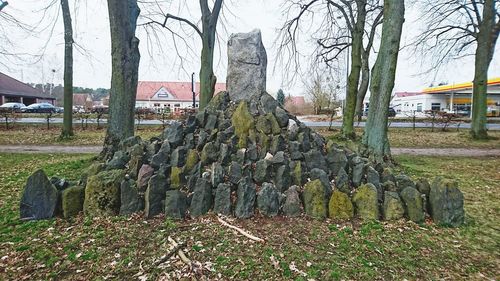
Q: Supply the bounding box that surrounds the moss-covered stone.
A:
[255,113,280,135]
[184,149,199,172]
[429,177,465,226]
[84,170,125,217]
[303,179,327,220]
[352,183,379,220]
[170,167,184,189]
[400,186,425,223]
[383,191,404,221]
[80,162,106,185]
[328,190,353,220]
[62,186,85,218]
[292,161,303,186]
[231,101,254,148]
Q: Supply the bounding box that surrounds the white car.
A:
[0,102,27,112]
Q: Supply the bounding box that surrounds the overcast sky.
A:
[1,0,499,98]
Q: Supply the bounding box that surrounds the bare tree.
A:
[361,0,405,162]
[60,0,74,138]
[304,68,341,115]
[139,0,224,109]
[414,0,500,139]
[276,0,383,139]
[102,0,141,158]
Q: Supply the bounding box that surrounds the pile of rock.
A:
[18,29,465,227]
[19,90,465,226]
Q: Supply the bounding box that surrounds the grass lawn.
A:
[0,124,163,146]
[318,128,500,149]
[0,153,498,280]
[1,123,499,149]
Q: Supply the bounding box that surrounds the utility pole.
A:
[191,72,196,108]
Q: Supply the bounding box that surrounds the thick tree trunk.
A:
[341,0,366,139]
[199,22,216,109]
[356,51,370,122]
[102,0,141,158]
[470,0,496,139]
[60,0,73,138]
[361,0,404,163]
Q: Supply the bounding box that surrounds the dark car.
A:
[364,106,397,117]
[23,103,57,113]
[0,102,26,112]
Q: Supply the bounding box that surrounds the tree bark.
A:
[102,0,141,158]
[196,0,223,109]
[361,0,404,163]
[356,51,370,122]
[470,0,496,139]
[198,11,217,109]
[60,0,73,138]
[341,0,366,139]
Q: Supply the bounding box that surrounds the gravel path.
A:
[0,145,499,157]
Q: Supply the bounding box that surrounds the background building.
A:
[392,78,500,116]
[0,72,56,105]
[135,81,226,113]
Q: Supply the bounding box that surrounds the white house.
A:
[135,81,226,113]
[391,78,500,117]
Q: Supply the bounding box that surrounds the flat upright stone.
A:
[303,179,327,220]
[20,170,58,220]
[429,177,465,226]
[352,183,379,220]
[235,177,256,219]
[257,182,280,217]
[144,174,168,218]
[62,186,85,218]
[227,29,267,102]
[283,185,302,217]
[383,191,404,221]
[84,170,125,217]
[214,183,232,215]
[120,179,142,216]
[164,190,188,220]
[328,190,354,220]
[190,178,213,217]
[400,186,425,223]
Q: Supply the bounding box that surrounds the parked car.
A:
[0,102,26,112]
[55,107,64,113]
[22,103,57,113]
[364,106,397,117]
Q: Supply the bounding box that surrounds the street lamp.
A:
[0,1,8,12]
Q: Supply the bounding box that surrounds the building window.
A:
[431,103,441,111]
[174,104,181,107]
[416,103,423,112]
[154,103,160,107]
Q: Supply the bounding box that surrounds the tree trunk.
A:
[470,0,496,139]
[361,0,404,163]
[60,0,73,138]
[102,0,141,158]
[341,0,366,139]
[356,51,370,122]
[199,22,216,110]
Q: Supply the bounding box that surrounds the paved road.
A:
[15,117,500,130]
[1,145,499,157]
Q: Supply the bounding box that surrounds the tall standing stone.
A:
[227,29,267,102]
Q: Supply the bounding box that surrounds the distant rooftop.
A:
[0,72,55,99]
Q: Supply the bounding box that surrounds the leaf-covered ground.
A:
[0,153,498,280]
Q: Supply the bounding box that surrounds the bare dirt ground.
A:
[0,145,499,157]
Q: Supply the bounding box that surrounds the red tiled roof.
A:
[0,72,55,99]
[394,92,422,98]
[136,81,226,101]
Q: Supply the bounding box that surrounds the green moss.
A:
[84,169,125,217]
[170,167,183,189]
[231,102,254,148]
[256,113,281,135]
[292,161,303,186]
[184,149,199,172]
[329,190,354,220]
[352,184,379,220]
[62,186,85,218]
[303,180,327,220]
